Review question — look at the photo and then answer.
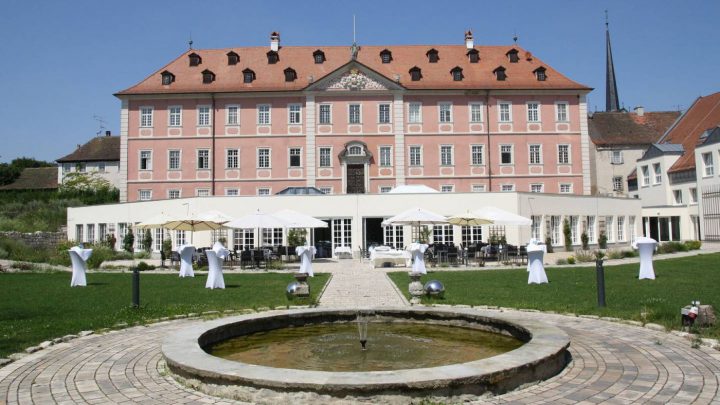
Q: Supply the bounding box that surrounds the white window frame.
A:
[168,189,181,199]
[501,184,515,192]
[139,150,152,171]
[226,104,239,125]
[555,101,569,122]
[689,187,698,204]
[673,189,683,205]
[379,146,392,167]
[226,148,239,169]
[471,184,486,192]
[440,184,454,193]
[641,165,650,186]
[438,102,453,123]
[97,162,105,173]
[471,144,484,165]
[139,189,152,201]
[702,152,714,176]
[257,187,271,196]
[288,147,302,168]
[139,106,153,127]
[440,145,454,166]
[557,144,570,164]
[530,183,544,193]
[606,216,615,242]
[196,188,210,197]
[257,148,271,169]
[318,103,332,124]
[500,144,513,165]
[348,103,361,124]
[288,104,302,125]
[469,102,483,123]
[612,176,623,191]
[319,186,332,194]
[168,149,181,170]
[319,147,332,167]
[409,145,422,166]
[559,183,572,193]
[379,186,392,193]
[378,103,391,124]
[197,149,210,170]
[197,105,211,127]
[586,216,596,243]
[257,104,271,125]
[526,102,540,122]
[408,102,422,123]
[498,101,512,123]
[168,105,182,127]
[653,162,662,184]
[529,144,542,165]
[610,150,623,164]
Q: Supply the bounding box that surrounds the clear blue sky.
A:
[1,0,718,163]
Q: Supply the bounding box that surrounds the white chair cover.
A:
[69,246,92,287]
[177,245,196,277]
[408,243,428,274]
[633,237,657,280]
[296,246,317,277]
[205,251,225,289]
[526,244,548,284]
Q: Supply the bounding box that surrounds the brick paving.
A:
[1,258,720,404]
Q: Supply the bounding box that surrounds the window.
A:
[380,186,392,193]
[349,145,362,156]
[168,150,180,170]
[441,185,454,193]
[379,146,392,167]
[161,71,175,85]
[169,106,182,126]
[140,107,153,127]
[196,189,210,197]
[197,149,209,169]
[97,162,105,172]
[225,188,239,196]
[642,165,650,186]
[62,163,71,173]
[507,49,519,63]
[409,146,422,166]
[556,102,568,122]
[499,102,511,122]
[439,103,452,123]
[500,145,513,164]
[257,188,271,196]
[349,104,361,124]
[139,189,151,201]
[529,144,542,164]
[409,66,422,81]
[197,105,211,126]
[558,144,570,164]
[168,189,180,199]
[284,68,297,82]
[243,69,255,83]
[550,216,560,245]
[378,104,391,124]
[531,215,542,240]
[98,223,107,241]
[494,66,507,81]
[467,49,479,63]
[535,67,547,81]
[257,104,271,125]
[201,70,215,84]
[266,50,279,64]
[613,176,623,191]
[570,216,579,244]
[673,189,683,205]
[226,105,239,125]
[472,184,486,192]
[139,150,152,170]
[319,187,332,194]
[76,224,83,242]
[586,216,596,243]
[86,224,95,243]
[501,184,515,192]
[440,145,453,166]
[451,67,463,81]
[77,163,86,172]
[408,103,422,123]
[227,51,239,65]
[470,103,483,122]
[319,104,331,124]
[313,50,325,64]
[288,104,301,124]
[611,150,623,164]
[527,102,540,122]
[653,163,662,184]
[559,183,572,193]
[319,147,331,167]
[232,229,254,251]
[427,49,439,63]
[257,148,270,168]
[380,49,392,63]
[471,145,484,165]
[629,216,637,242]
[702,152,714,176]
[188,53,201,66]
[432,225,452,244]
[384,225,404,248]
[262,228,283,246]
[531,184,543,193]
[289,148,301,167]
[226,149,239,168]
[690,187,697,204]
[606,216,615,242]
[175,230,186,247]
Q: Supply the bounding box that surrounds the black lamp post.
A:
[132,268,140,308]
[596,258,606,307]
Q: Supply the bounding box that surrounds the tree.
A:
[142,229,153,252]
[59,172,113,193]
[581,232,589,250]
[598,231,608,249]
[287,228,307,247]
[123,228,135,253]
[563,219,572,251]
[545,236,554,253]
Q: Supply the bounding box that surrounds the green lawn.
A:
[389,253,720,338]
[0,272,329,357]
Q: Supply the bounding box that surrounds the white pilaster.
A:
[119,98,129,202]
[305,95,316,187]
[579,95,591,195]
[393,93,406,185]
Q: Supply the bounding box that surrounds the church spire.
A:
[605,10,620,112]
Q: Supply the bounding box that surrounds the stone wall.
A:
[0,231,67,249]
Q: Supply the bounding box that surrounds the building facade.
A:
[56,132,121,189]
[116,32,592,202]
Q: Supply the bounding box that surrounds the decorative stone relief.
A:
[326,69,387,91]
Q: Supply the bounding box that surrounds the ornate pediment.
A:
[326,69,387,91]
[306,61,404,92]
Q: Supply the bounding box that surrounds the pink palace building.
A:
[116,31,593,202]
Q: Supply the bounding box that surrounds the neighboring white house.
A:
[56,132,121,189]
[695,126,720,241]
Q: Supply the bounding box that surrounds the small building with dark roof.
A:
[0,167,58,191]
[56,132,121,188]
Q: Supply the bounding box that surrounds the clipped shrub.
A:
[598,232,608,249]
[621,249,638,258]
[567,256,576,265]
[574,249,595,263]
[545,237,554,253]
[556,258,568,265]
[684,240,702,250]
[657,241,688,254]
[136,261,156,271]
[580,232,589,250]
[142,229,153,252]
[563,219,572,251]
[86,246,114,269]
[123,228,135,253]
[134,251,151,259]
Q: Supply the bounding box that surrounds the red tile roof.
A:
[660,92,720,173]
[588,111,681,146]
[57,136,120,163]
[117,45,590,95]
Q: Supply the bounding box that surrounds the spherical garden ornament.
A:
[286,281,302,296]
[424,280,445,298]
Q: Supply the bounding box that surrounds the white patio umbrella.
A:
[472,206,532,226]
[135,213,175,230]
[225,209,291,247]
[446,211,494,226]
[387,184,439,194]
[382,207,448,226]
[273,209,328,228]
[195,210,233,225]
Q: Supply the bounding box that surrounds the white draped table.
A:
[205,242,229,289]
[334,246,352,259]
[370,246,411,268]
[69,246,92,287]
[296,246,317,277]
[408,243,428,274]
[526,243,548,284]
[633,237,658,280]
[177,245,196,277]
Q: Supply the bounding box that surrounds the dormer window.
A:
[409,66,422,81]
[426,48,439,63]
[202,70,215,84]
[506,49,519,63]
[494,66,507,81]
[467,49,479,63]
[161,71,175,85]
[189,52,201,67]
[284,67,297,82]
[313,49,325,64]
[380,49,392,64]
[227,51,239,65]
[451,66,463,81]
[242,68,255,83]
[348,145,363,156]
[267,50,279,64]
[534,67,547,81]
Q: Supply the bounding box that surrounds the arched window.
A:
[313,49,325,64]
[349,145,363,156]
[161,70,175,85]
[226,51,239,65]
[380,49,392,64]
[426,48,439,63]
[451,66,463,81]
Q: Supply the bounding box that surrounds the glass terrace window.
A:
[440,145,453,166]
[378,104,391,124]
[168,150,180,170]
[409,146,422,166]
[289,148,301,167]
[500,145,513,164]
[288,104,301,124]
[139,150,152,170]
[257,148,270,168]
[197,106,211,126]
[379,146,392,167]
[226,149,239,168]
[319,147,331,167]
[439,103,452,123]
[471,145,483,165]
[197,149,209,169]
[527,103,540,122]
[319,104,331,124]
[349,104,361,124]
[169,106,182,126]
[257,104,271,125]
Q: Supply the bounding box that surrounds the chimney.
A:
[270,31,280,52]
[464,30,474,49]
[634,106,644,117]
[105,130,111,136]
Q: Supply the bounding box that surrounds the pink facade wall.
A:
[125,93,584,201]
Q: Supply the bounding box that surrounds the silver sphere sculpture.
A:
[424,280,445,298]
[286,281,302,295]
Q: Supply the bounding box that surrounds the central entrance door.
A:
[347,164,365,194]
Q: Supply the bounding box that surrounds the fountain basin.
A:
[163,307,569,399]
